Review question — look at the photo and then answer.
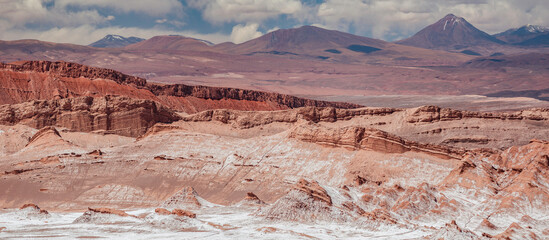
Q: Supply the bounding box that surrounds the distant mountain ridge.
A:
[89,35,144,48]
[396,14,505,50]
[220,25,387,55]
[124,35,213,51]
[494,25,549,44]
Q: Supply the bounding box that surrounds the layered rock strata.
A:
[0,61,362,112]
[289,122,468,159]
[0,95,180,137]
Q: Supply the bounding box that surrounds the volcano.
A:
[397,14,505,50]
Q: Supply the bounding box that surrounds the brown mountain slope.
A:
[397,14,505,50]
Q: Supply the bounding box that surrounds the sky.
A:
[0,0,548,45]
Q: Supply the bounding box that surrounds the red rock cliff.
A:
[0,95,181,137]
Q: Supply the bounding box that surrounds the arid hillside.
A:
[0,62,548,239]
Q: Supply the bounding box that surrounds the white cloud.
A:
[0,0,109,29]
[266,27,280,33]
[54,0,184,16]
[0,25,230,45]
[0,0,208,45]
[230,23,263,44]
[1,0,548,45]
[188,0,303,24]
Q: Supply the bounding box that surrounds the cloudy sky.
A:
[1,0,548,45]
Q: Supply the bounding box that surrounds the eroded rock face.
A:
[407,105,549,123]
[242,192,265,205]
[148,84,362,110]
[257,179,356,223]
[289,122,467,159]
[86,207,131,217]
[154,208,196,218]
[162,187,203,210]
[1,61,146,87]
[293,179,332,206]
[182,107,399,129]
[0,61,362,113]
[17,203,51,219]
[19,203,49,215]
[73,207,136,224]
[26,126,61,146]
[0,95,181,137]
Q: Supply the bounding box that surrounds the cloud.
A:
[0,0,110,29]
[230,23,263,44]
[188,0,303,24]
[1,0,548,45]
[0,0,211,45]
[54,0,184,16]
[0,24,230,45]
[306,0,549,41]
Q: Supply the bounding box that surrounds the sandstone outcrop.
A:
[257,179,354,223]
[19,203,49,215]
[407,105,549,123]
[1,61,146,87]
[293,179,332,205]
[162,187,203,210]
[86,207,132,217]
[0,61,362,113]
[148,84,362,110]
[155,208,196,218]
[289,122,466,159]
[182,107,399,128]
[17,203,51,219]
[26,126,61,146]
[242,192,265,205]
[0,95,181,137]
[171,209,196,218]
[73,207,137,224]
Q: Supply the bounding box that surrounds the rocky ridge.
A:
[0,61,361,112]
[0,95,180,137]
[182,107,399,128]
[1,61,146,87]
[289,122,468,159]
[407,105,549,123]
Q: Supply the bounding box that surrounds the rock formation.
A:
[1,61,146,87]
[0,95,181,137]
[257,179,353,223]
[0,61,361,112]
[182,106,399,129]
[407,105,549,123]
[148,84,362,110]
[155,208,196,218]
[73,207,137,224]
[19,203,49,215]
[289,122,466,159]
[242,192,265,205]
[162,187,203,210]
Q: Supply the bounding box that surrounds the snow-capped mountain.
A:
[89,35,145,48]
[494,24,549,44]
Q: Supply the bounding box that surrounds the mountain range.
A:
[86,14,549,54]
[494,24,549,44]
[0,14,548,104]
